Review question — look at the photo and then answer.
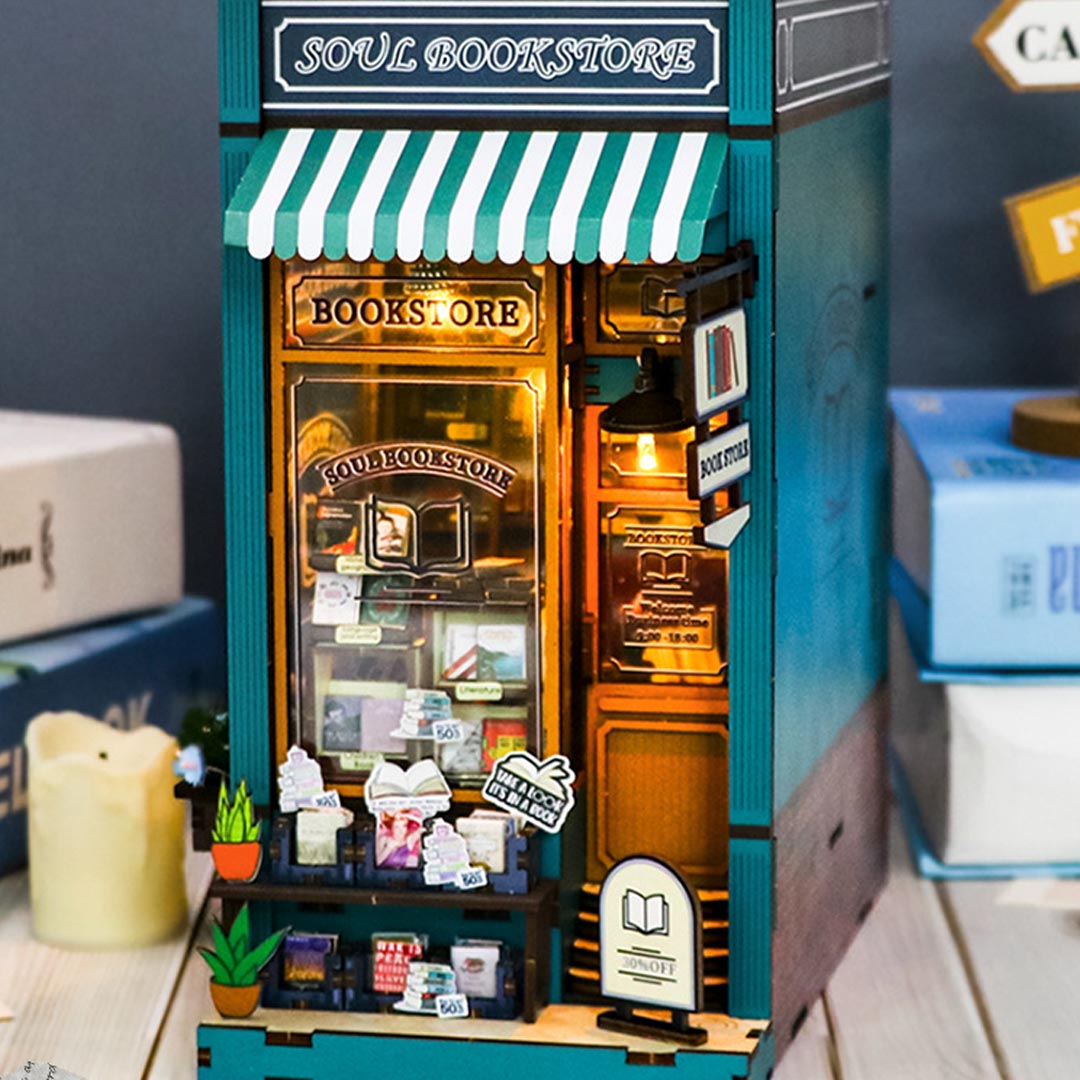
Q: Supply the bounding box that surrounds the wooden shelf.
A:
[211,877,559,1021]
[210,876,557,913]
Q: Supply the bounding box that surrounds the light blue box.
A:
[0,597,225,876]
[891,388,1080,668]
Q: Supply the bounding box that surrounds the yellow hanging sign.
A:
[1005,173,1080,292]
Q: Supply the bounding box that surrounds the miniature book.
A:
[436,718,484,775]
[375,807,423,868]
[311,573,360,625]
[394,960,458,1014]
[481,718,528,769]
[372,933,425,994]
[451,939,502,999]
[283,933,338,986]
[456,812,514,874]
[296,807,354,866]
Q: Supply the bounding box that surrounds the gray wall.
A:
[2,1,1078,603]
[891,0,1080,387]
[0,1,223,601]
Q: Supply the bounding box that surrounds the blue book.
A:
[891,388,1080,668]
[0,597,225,876]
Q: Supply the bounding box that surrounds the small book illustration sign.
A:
[691,306,748,421]
[597,855,706,1046]
[365,758,452,817]
[623,889,668,935]
[481,751,575,833]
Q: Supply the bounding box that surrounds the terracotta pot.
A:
[210,980,262,1018]
[211,841,262,882]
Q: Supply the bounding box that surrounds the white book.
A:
[0,410,182,645]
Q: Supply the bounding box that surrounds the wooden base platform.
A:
[200,1002,763,1055]
[197,1003,771,1079]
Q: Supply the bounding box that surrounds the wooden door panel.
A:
[590,716,728,885]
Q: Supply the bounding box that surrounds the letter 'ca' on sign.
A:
[974,0,1080,91]
[598,856,703,1013]
[1004,173,1080,292]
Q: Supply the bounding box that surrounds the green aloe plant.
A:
[212,778,261,844]
[199,904,288,987]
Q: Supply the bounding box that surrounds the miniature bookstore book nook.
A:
[199,1,891,1075]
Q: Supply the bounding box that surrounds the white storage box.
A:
[890,581,1080,868]
[0,410,182,645]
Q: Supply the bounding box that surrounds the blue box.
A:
[891,388,1080,668]
[0,597,225,876]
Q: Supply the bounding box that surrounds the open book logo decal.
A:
[639,550,691,590]
[482,751,576,834]
[364,495,472,576]
[622,889,669,936]
[365,758,452,817]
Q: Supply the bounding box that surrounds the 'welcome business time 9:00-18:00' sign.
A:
[261,2,728,117]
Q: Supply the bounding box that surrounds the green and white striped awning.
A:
[224,129,728,266]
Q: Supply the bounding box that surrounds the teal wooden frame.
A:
[217,0,890,1059]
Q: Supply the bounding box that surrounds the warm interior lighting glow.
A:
[636,432,659,472]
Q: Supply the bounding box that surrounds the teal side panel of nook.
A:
[772,100,890,813]
[219,0,260,124]
[197,1027,755,1080]
[728,837,773,1020]
[221,138,271,804]
[727,138,775,831]
[725,137,775,1022]
[729,0,774,128]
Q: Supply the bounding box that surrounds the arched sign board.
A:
[597,855,706,1045]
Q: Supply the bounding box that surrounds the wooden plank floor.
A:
[0,805,1073,1079]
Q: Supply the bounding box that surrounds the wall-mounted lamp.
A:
[598,348,688,434]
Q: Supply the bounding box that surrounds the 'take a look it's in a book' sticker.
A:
[481,751,576,834]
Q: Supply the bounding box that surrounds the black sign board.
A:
[262,1,728,118]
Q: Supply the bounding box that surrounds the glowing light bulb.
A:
[636,432,659,472]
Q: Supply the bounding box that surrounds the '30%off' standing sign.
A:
[975,0,1080,291]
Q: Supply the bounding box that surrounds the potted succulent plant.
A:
[211,778,263,882]
[199,904,288,1018]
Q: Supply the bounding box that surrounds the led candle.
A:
[25,711,187,948]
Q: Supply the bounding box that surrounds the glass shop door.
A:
[580,407,730,888]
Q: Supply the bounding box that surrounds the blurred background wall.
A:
[2,0,1078,603]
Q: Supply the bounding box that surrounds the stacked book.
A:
[890,389,1080,877]
[0,410,224,875]
[394,961,458,1014]
[397,689,453,738]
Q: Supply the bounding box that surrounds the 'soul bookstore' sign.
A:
[262,2,727,117]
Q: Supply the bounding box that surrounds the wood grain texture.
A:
[146,902,215,1080]
[772,688,888,1058]
[201,1003,763,1056]
[773,999,835,1080]
[826,815,1002,1080]
[944,875,1080,1079]
[0,849,212,1078]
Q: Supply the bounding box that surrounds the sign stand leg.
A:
[597,1006,709,1047]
